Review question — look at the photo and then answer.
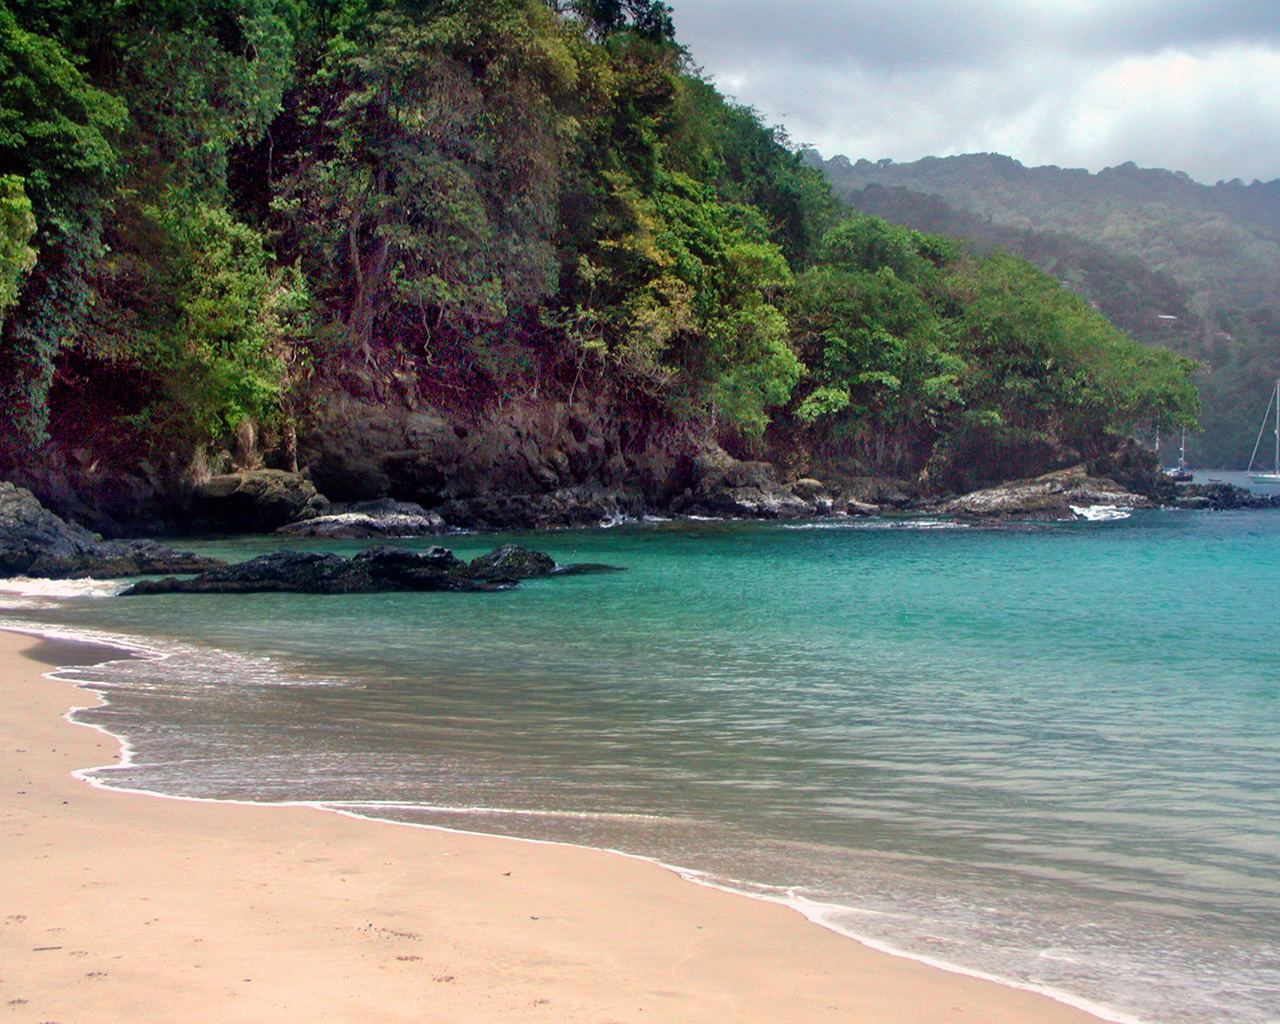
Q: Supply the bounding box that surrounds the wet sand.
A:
[0,628,1118,1023]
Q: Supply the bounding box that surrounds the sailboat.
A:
[1165,427,1193,482]
[1247,379,1280,485]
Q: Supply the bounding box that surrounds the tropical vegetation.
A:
[0,0,1198,494]
[817,152,1280,467]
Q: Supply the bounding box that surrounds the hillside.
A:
[810,152,1280,467]
[0,2,1198,531]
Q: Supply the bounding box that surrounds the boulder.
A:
[470,543,557,580]
[672,449,814,519]
[937,466,1152,520]
[0,482,225,579]
[185,470,326,532]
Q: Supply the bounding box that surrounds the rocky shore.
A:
[5,382,1277,541]
[4,437,1278,585]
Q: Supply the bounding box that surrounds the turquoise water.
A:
[3,509,1280,1024]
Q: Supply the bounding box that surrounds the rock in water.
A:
[936,466,1151,520]
[469,544,557,580]
[119,544,623,596]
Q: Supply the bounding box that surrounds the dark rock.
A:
[672,449,814,519]
[1170,483,1280,510]
[185,470,326,532]
[0,482,225,579]
[118,543,620,596]
[548,561,628,576]
[277,499,447,538]
[352,545,473,588]
[436,486,645,531]
[121,547,483,595]
[470,544,557,580]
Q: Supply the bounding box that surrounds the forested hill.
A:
[0,1,1198,530]
[811,152,1280,467]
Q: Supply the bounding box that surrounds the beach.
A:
[0,627,1122,1024]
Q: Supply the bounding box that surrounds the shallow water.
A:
[5,508,1280,1024]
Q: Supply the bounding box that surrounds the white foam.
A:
[0,576,130,607]
[782,518,970,531]
[1070,505,1133,522]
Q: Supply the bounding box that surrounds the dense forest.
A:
[814,152,1280,467]
[0,0,1199,523]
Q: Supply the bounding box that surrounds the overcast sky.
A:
[669,0,1280,184]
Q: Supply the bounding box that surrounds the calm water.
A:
[3,507,1279,1024]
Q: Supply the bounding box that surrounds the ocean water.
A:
[3,506,1280,1024]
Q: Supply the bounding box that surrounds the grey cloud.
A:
[668,0,1280,183]
[676,0,1280,73]
[1091,0,1280,55]
[675,1,1025,72]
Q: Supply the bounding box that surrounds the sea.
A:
[2,469,1278,1024]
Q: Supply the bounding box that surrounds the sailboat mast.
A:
[1274,380,1279,474]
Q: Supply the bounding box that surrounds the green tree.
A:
[281,1,593,361]
[131,196,309,445]
[0,173,36,320]
[0,6,126,443]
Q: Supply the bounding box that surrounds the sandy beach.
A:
[0,627,1118,1024]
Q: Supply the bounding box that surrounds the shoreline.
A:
[0,626,1124,1024]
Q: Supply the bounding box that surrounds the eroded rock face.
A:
[0,482,225,578]
[297,392,708,527]
[299,393,640,503]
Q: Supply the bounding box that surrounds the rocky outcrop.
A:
[669,450,813,519]
[277,499,447,538]
[468,543,556,579]
[0,450,330,537]
[1168,483,1280,510]
[435,485,646,530]
[936,466,1152,520]
[0,482,225,579]
[184,469,326,532]
[119,544,622,596]
[298,392,683,506]
[297,389,853,527]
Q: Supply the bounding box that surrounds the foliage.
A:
[133,197,308,441]
[0,4,126,443]
[788,215,1198,482]
[0,173,35,319]
[817,152,1280,468]
[0,0,1200,489]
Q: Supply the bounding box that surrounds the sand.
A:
[0,628,1118,1024]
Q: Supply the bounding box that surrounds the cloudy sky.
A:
[669,0,1280,184]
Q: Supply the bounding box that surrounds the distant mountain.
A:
[807,152,1280,468]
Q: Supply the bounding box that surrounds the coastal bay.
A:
[2,509,1278,1023]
